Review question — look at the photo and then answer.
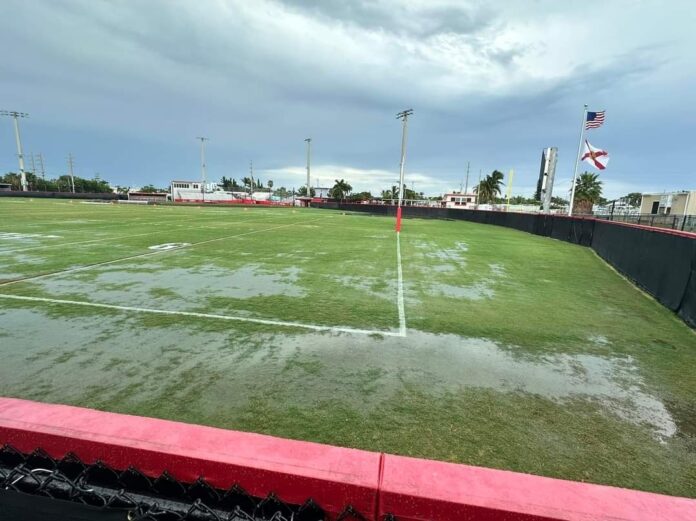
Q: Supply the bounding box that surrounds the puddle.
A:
[0,232,61,242]
[333,275,395,300]
[0,308,677,441]
[31,263,305,308]
[429,281,494,300]
[489,263,506,277]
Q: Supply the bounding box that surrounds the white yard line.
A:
[0,294,404,337]
[0,219,321,287]
[396,231,407,336]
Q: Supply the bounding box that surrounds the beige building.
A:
[640,191,696,215]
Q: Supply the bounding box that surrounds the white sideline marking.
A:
[0,294,405,337]
[396,232,407,336]
[0,219,321,287]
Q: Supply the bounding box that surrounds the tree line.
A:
[0,171,112,193]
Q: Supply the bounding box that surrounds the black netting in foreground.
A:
[0,445,374,521]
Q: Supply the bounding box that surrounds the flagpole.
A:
[568,104,588,216]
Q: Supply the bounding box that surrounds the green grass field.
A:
[1,198,694,497]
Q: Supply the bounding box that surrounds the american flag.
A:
[585,110,605,129]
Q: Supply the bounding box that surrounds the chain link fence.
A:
[0,445,377,521]
[594,213,696,233]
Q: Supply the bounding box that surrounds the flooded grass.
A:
[0,199,695,497]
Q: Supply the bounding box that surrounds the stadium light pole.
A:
[196,137,209,202]
[395,109,413,231]
[67,153,76,193]
[1,110,29,191]
[304,138,311,199]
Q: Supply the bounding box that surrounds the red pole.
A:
[395,206,402,232]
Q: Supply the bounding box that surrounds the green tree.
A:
[349,191,373,202]
[296,186,315,197]
[267,180,274,193]
[624,192,642,207]
[475,170,505,204]
[329,179,352,200]
[573,172,603,214]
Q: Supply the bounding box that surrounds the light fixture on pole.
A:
[67,153,76,193]
[395,109,413,232]
[304,138,311,199]
[196,137,209,203]
[1,110,29,191]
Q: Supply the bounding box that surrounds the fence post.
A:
[682,216,688,232]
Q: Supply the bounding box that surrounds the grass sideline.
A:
[0,198,694,497]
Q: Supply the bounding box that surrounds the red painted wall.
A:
[0,398,694,520]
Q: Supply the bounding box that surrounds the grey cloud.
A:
[280,0,497,37]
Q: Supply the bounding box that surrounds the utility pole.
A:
[196,137,208,203]
[304,138,311,198]
[249,160,254,198]
[395,109,413,232]
[475,169,482,209]
[464,161,470,195]
[396,109,413,208]
[1,110,29,191]
[67,153,76,193]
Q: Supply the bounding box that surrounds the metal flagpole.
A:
[568,104,588,216]
[395,109,413,232]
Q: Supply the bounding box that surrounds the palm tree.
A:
[474,170,505,204]
[267,180,274,197]
[573,172,603,214]
[330,179,352,200]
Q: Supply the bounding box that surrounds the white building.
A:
[442,192,477,209]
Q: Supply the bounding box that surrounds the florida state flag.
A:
[581,140,610,170]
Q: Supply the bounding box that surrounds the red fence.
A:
[1,398,693,520]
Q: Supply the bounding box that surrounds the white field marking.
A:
[396,231,407,336]
[0,294,405,337]
[0,219,322,287]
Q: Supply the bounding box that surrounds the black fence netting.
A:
[0,445,374,521]
[315,203,696,327]
[592,221,696,326]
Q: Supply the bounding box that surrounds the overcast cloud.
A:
[1,0,694,198]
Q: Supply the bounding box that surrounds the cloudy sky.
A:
[1,0,694,198]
